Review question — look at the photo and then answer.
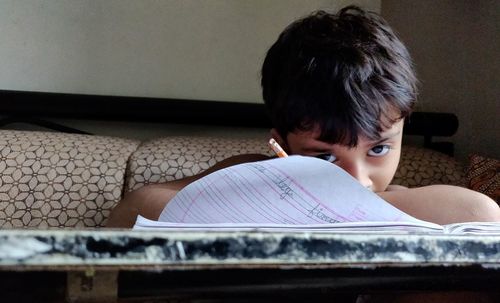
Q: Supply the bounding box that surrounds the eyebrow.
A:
[298,129,402,152]
[367,130,402,146]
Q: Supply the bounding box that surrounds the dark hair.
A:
[261,6,417,146]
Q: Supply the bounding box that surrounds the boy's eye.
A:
[367,145,391,157]
[315,153,337,163]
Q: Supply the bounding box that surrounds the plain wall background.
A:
[383,0,499,160]
[0,0,379,103]
[0,0,380,140]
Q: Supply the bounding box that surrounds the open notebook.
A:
[133,156,500,234]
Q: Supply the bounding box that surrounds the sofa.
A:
[0,129,468,228]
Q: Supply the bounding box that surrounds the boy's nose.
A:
[338,163,373,190]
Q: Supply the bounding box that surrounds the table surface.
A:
[1,229,499,270]
[1,229,500,301]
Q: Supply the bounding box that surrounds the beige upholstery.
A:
[0,130,139,228]
[125,136,273,191]
[0,131,465,228]
[127,137,465,191]
[393,146,465,187]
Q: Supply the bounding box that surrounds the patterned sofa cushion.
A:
[0,132,465,229]
[392,146,465,187]
[0,130,140,228]
[125,136,273,191]
[126,137,465,191]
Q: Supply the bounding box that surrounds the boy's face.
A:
[272,119,404,193]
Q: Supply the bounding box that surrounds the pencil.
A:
[268,138,289,158]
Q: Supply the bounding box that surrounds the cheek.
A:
[371,150,401,190]
[286,141,305,155]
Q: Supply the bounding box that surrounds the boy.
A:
[106,6,500,228]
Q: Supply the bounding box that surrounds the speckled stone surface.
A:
[1,229,499,271]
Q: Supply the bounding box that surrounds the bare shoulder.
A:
[209,154,272,168]
[106,153,271,227]
[124,184,180,219]
[131,154,269,201]
[106,183,179,227]
[127,183,179,200]
[378,185,500,224]
[385,184,408,191]
[165,153,271,188]
[138,153,271,192]
[127,154,270,215]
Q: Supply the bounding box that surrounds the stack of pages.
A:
[134,156,500,234]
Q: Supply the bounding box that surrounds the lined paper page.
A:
[444,222,500,234]
[157,156,428,225]
[135,215,443,232]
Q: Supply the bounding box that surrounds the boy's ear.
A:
[269,128,289,151]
